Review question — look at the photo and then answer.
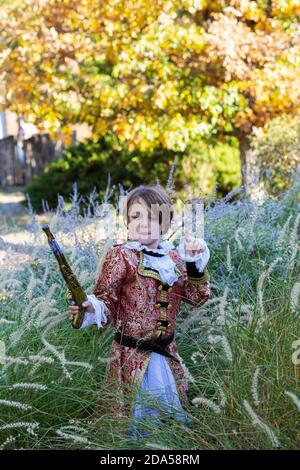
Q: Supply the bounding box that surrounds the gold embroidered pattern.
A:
[129,353,152,419]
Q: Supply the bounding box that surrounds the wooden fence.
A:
[0,133,59,187]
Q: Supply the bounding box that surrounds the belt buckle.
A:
[136,337,146,349]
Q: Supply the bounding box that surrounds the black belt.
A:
[114,329,180,363]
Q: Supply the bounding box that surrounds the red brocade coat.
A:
[92,242,210,420]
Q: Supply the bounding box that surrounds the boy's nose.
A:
[139,220,149,229]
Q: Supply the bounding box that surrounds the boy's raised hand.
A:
[184,229,206,257]
[69,300,95,322]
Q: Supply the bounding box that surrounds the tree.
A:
[250,110,300,194]
[1,0,299,189]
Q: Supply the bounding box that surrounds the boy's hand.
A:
[184,229,206,256]
[69,300,95,321]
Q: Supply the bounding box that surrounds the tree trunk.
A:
[236,131,265,202]
[237,131,251,190]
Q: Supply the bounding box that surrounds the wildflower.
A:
[285,391,300,412]
[219,387,227,408]
[243,399,280,448]
[251,367,261,406]
[208,334,233,362]
[56,428,91,445]
[192,397,222,415]
[0,422,39,436]
[191,351,205,364]
[226,244,232,273]
[234,227,246,251]
[290,282,300,314]
[0,399,32,411]
[11,382,47,391]
[0,436,16,450]
[145,442,172,450]
[216,286,229,325]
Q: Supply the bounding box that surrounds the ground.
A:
[0,186,48,268]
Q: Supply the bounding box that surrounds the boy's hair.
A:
[121,184,174,236]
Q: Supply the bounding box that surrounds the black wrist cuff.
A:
[186,261,205,279]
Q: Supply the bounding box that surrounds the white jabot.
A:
[124,239,179,285]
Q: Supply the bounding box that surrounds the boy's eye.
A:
[130,213,152,219]
[130,212,153,220]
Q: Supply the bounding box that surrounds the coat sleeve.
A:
[181,263,210,308]
[92,244,128,327]
[176,236,211,308]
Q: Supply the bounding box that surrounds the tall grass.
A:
[0,173,299,450]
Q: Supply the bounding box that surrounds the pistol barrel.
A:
[42,224,87,329]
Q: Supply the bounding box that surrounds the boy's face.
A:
[127,198,161,245]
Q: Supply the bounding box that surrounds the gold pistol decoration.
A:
[42,224,87,329]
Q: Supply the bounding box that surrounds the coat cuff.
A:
[79,294,107,329]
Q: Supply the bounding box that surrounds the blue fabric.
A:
[128,352,192,440]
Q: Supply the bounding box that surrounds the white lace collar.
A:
[124,239,179,285]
